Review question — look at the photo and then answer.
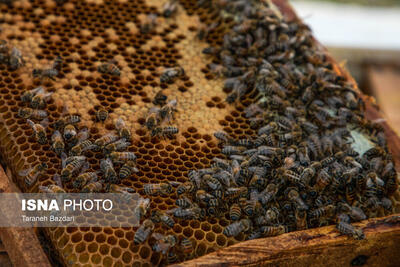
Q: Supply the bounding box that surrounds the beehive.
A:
[0,0,398,266]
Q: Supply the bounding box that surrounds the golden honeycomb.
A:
[0,0,398,266]
[0,0,260,266]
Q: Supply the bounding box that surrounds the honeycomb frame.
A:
[0,0,398,266]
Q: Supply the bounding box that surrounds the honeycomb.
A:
[0,0,398,267]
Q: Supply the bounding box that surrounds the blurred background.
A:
[291,0,400,133]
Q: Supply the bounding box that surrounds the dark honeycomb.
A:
[0,0,399,266]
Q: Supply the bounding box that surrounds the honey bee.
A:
[239,198,258,216]
[309,204,335,219]
[94,133,120,148]
[175,196,193,209]
[134,219,154,244]
[160,67,184,83]
[97,59,120,76]
[33,56,62,80]
[39,174,65,193]
[96,108,108,122]
[30,90,53,109]
[151,210,175,228]
[104,139,131,154]
[229,203,242,221]
[51,130,65,156]
[39,184,66,193]
[109,151,137,164]
[180,238,193,254]
[167,250,178,264]
[188,169,201,188]
[52,55,63,70]
[81,181,103,193]
[63,124,77,140]
[226,82,247,104]
[153,90,167,106]
[214,130,234,144]
[143,182,173,196]
[160,99,177,122]
[107,184,136,203]
[70,140,95,156]
[145,107,161,130]
[295,208,308,230]
[152,233,177,255]
[259,225,287,237]
[176,181,196,195]
[223,219,251,237]
[162,0,178,17]
[336,221,364,240]
[72,171,98,189]
[32,66,58,80]
[197,22,219,40]
[0,39,8,54]
[100,158,118,184]
[18,107,48,120]
[222,145,245,156]
[152,126,179,139]
[19,162,48,187]
[54,106,80,129]
[71,127,89,146]
[115,118,131,140]
[9,47,25,70]
[21,86,44,103]
[61,153,87,182]
[258,183,278,205]
[106,184,135,194]
[225,187,248,200]
[119,160,139,179]
[27,118,49,144]
[172,206,203,220]
[340,203,366,222]
[140,14,157,34]
[129,193,149,217]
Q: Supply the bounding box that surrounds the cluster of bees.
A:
[167,0,398,241]
[144,62,185,139]
[0,39,25,70]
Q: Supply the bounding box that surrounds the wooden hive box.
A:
[0,0,398,266]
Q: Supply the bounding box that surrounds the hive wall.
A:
[0,0,257,266]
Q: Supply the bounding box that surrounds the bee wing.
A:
[115,117,124,128]
[38,185,48,193]
[151,232,165,241]
[26,119,35,128]
[169,99,177,107]
[51,130,62,141]
[80,161,90,174]
[18,167,31,177]
[168,181,181,187]
[42,91,54,100]
[166,208,177,214]
[40,118,50,128]
[105,157,114,166]
[148,106,160,114]
[32,86,45,95]
[61,152,68,168]
[77,127,89,142]
[109,59,118,64]
[53,173,63,187]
